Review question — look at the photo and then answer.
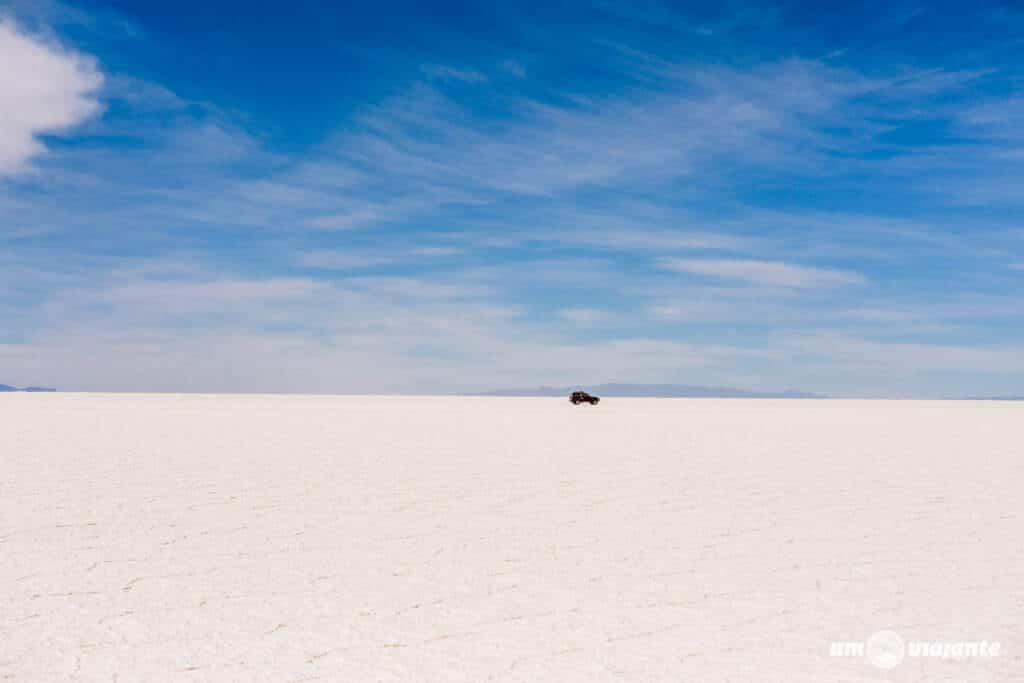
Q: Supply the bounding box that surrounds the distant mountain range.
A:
[474,383,823,398]
[0,382,1014,399]
[0,384,56,392]
[961,396,1024,401]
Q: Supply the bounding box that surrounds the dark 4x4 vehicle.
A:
[569,391,600,405]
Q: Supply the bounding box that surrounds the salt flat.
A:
[1,394,1020,681]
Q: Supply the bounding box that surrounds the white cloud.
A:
[0,19,103,175]
[420,64,488,83]
[645,302,723,321]
[782,333,1024,375]
[297,246,461,271]
[959,97,1024,141]
[555,227,750,252]
[337,59,875,201]
[558,308,612,324]
[3,254,1020,395]
[298,251,397,270]
[658,258,864,288]
[97,277,322,316]
[499,60,526,78]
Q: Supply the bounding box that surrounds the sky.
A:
[1,0,1022,396]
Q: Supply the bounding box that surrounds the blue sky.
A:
[1,0,1022,395]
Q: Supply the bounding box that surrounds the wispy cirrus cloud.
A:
[558,308,614,325]
[959,96,1024,142]
[36,55,867,238]
[297,246,460,271]
[782,333,1024,376]
[334,58,879,201]
[658,258,865,288]
[420,63,489,83]
[499,59,526,78]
